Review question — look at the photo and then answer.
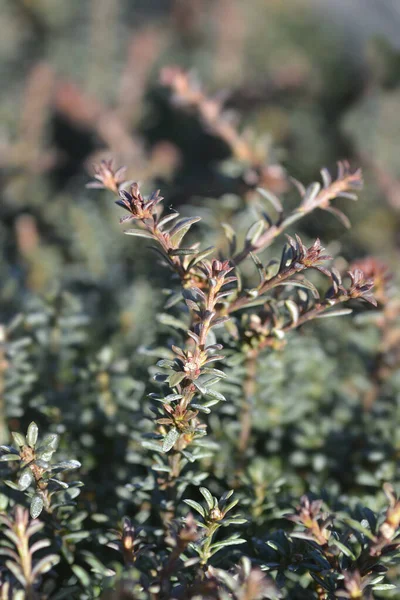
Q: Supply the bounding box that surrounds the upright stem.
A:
[16,521,34,599]
[199,523,219,567]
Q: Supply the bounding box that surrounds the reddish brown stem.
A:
[228,265,301,314]
[233,170,361,265]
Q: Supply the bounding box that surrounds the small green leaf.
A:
[372,584,397,591]
[191,403,211,414]
[153,373,169,384]
[209,537,246,556]
[11,432,26,448]
[164,291,183,309]
[266,540,279,551]
[162,428,180,453]
[38,433,59,453]
[193,380,207,395]
[204,389,226,402]
[220,490,234,503]
[233,296,267,309]
[50,460,81,472]
[169,371,187,388]
[4,480,20,490]
[26,422,39,448]
[199,487,215,511]
[152,465,171,472]
[188,246,215,268]
[200,368,227,379]
[124,229,155,239]
[157,313,188,331]
[3,528,20,546]
[71,565,91,588]
[257,187,283,213]
[157,212,180,228]
[30,494,44,519]
[281,211,303,228]
[63,531,90,543]
[221,223,237,254]
[245,220,265,246]
[48,478,69,489]
[35,450,54,462]
[340,517,376,541]
[301,182,321,207]
[5,561,26,587]
[285,300,299,325]
[141,440,163,453]
[168,248,198,256]
[275,278,320,299]
[18,469,34,491]
[0,454,21,462]
[332,540,356,560]
[225,517,247,525]
[0,445,19,454]
[222,499,239,515]
[0,547,19,560]
[156,359,175,368]
[316,308,353,319]
[169,217,201,247]
[184,499,206,517]
[29,539,51,556]
[31,554,60,578]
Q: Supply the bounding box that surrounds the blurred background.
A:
[1,0,400,299]
[1,0,400,501]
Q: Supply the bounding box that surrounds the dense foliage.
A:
[1,2,400,598]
